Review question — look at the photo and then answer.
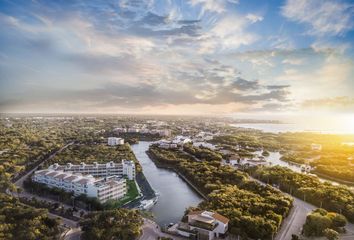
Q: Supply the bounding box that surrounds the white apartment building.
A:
[107,137,124,146]
[48,160,136,180]
[32,170,127,203]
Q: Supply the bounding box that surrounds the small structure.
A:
[192,142,216,150]
[176,211,229,240]
[228,154,241,165]
[311,143,322,151]
[108,137,124,146]
[172,136,192,146]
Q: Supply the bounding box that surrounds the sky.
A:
[0,0,354,121]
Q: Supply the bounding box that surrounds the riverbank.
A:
[311,171,354,186]
[146,150,208,200]
[130,142,202,226]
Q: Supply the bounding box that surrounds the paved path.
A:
[275,198,314,240]
[250,176,354,240]
[47,212,78,228]
[14,141,74,188]
[62,227,82,240]
[140,218,185,240]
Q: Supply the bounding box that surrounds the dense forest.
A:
[248,166,354,222]
[0,193,61,240]
[302,208,347,238]
[148,146,293,239]
[47,143,142,172]
[80,209,143,240]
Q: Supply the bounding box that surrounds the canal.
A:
[131,141,203,226]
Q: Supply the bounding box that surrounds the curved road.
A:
[14,141,74,188]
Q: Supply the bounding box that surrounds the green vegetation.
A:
[0,119,66,180]
[211,131,354,183]
[148,146,293,239]
[302,208,346,238]
[183,144,222,161]
[80,208,143,240]
[47,143,142,172]
[0,193,61,240]
[148,146,194,165]
[324,228,340,240]
[48,143,136,165]
[249,166,354,222]
[104,180,140,209]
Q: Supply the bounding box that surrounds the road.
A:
[62,227,82,240]
[47,212,78,228]
[249,176,354,240]
[275,198,314,240]
[139,218,185,240]
[11,142,82,239]
[14,141,74,188]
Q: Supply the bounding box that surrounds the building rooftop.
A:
[188,210,229,225]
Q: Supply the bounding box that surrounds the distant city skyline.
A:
[0,0,353,122]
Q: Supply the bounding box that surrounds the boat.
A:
[139,197,158,210]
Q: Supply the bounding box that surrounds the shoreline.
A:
[145,150,208,200]
[311,171,354,187]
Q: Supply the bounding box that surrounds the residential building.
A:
[311,143,322,151]
[176,211,229,240]
[114,127,127,133]
[192,142,216,150]
[108,137,124,146]
[127,128,140,133]
[48,160,136,180]
[173,136,192,146]
[32,170,127,203]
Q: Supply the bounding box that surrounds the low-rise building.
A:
[311,143,322,151]
[114,127,127,133]
[192,142,216,150]
[108,137,124,146]
[32,170,127,203]
[176,211,229,240]
[173,136,192,146]
[48,160,136,180]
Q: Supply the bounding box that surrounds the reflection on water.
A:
[131,141,203,226]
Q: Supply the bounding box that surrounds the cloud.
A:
[302,96,354,111]
[282,0,354,36]
[282,58,304,65]
[189,0,239,14]
[232,78,259,90]
[266,85,290,90]
[198,15,258,53]
[1,0,353,116]
[246,14,263,23]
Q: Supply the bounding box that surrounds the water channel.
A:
[131,141,203,226]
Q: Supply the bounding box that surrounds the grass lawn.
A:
[104,180,140,209]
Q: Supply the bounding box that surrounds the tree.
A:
[80,209,143,240]
[291,234,300,240]
[303,212,331,236]
[324,228,339,240]
[328,213,347,229]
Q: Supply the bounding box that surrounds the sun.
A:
[341,114,354,134]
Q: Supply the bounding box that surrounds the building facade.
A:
[176,211,229,240]
[108,137,124,146]
[32,170,127,203]
[48,160,136,180]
